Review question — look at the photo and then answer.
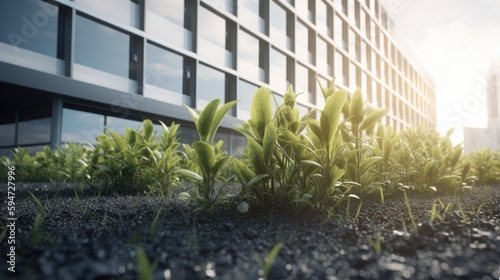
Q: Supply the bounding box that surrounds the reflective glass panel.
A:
[197,64,225,109]
[238,79,258,119]
[238,30,261,82]
[198,7,230,67]
[270,1,287,50]
[146,0,193,50]
[75,15,129,78]
[145,43,183,96]
[74,0,140,28]
[62,108,104,144]
[295,20,310,63]
[106,116,142,135]
[270,48,288,91]
[296,63,309,104]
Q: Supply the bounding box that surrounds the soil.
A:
[1,183,499,280]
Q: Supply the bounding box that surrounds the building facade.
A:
[0,0,436,156]
[464,59,500,152]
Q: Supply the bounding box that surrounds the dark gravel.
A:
[1,183,499,280]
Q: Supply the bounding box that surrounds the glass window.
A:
[295,63,313,104]
[238,30,264,82]
[205,0,236,15]
[74,0,140,28]
[295,0,310,21]
[240,0,265,34]
[237,79,258,119]
[61,108,104,144]
[145,43,184,103]
[0,108,15,147]
[146,0,194,50]
[270,1,287,50]
[334,50,344,84]
[197,64,226,109]
[296,20,312,64]
[18,103,52,146]
[316,0,328,36]
[106,116,142,135]
[198,7,234,69]
[74,15,138,92]
[270,48,289,91]
[0,0,64,74]
[317,38,331,76]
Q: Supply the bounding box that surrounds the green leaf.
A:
[382,138,392,165]
[320,90,348,146]
[193,141,216,173]
[251,87,273,139]
[196,99,220,142]
[262,124,277,166]
[360,109,389,131]
[143,119,154,140]
[208,99,238,144]
[177,168,203,182]
[179,192,192,200]
[245,174,269,188]
[302,193,313,200]
[109,131,128,151]
[248,137,265,174]
[350,88,364,125]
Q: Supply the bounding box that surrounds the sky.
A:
[380,0,500,144]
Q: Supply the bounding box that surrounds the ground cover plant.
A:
[1,81,500,279]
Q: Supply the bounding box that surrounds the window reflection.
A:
[146,0,194,50]
[270,48,289,91]
[197,64,226,109]
[18,103,52,146]
[62,108,104,144]
[240,0,265,34]
[295,20,313,64]
[238,30,265,82]
[106,116,142,135]
[238,79,258,119]
[0,0,64,74]
[145,43,184,104]
[198,7,234,68]
[270,1,287,50]
[74,0,140,28]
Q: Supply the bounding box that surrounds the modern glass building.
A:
[0,0,436,155]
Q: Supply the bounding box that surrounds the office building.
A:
[0,0,436,155]
[464,59,500,152]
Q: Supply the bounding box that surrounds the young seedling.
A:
[31,214,45,245]
[150,206,163,241]
[255,242,284,280]
[368,232,383,255]
[28,191,45,212]
[399,184,418,236]
[136,246,158,280]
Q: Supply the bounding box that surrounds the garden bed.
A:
[1,183,499,280]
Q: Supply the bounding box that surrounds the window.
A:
[296,0,312,22]
[334,13,343,44]
[317,38,332,76]
[74,0,140,28]
[316,1,331,37]
[18,102,52,146]
[237,79,259,119]
[198,7,235,68]
[296,63,314,104]
[240,0,265,34]
[0,0,65,74]
[0,108,15,147]
[270,48,290,91]
[205,0,236,15]
[270,1,291,50]
[106,116,142,135]
[145,43,194,105]
[296,20,313,65]
[197,64,226,109]
[334,50,344,84]
[61,108,104,144]
[146,0,194,50]
[238,29,266,82]
[74,14,139,93]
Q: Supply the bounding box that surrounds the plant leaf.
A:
[196,99,220,142]
[251,87,273,140]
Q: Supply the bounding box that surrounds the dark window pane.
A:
[74,0,140,28]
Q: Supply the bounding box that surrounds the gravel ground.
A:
[1,183,499,280]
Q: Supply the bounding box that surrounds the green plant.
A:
[28,191,46,212]
[179,99,238,212]
[31,214,45,245]
[150,206,163,241]
[399,184,418,235]
[368,232,383,255]
[136,247,158,280]
[255,242,284,280]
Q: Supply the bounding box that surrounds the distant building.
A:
[0,0,436,156]
[464,59,500,153]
